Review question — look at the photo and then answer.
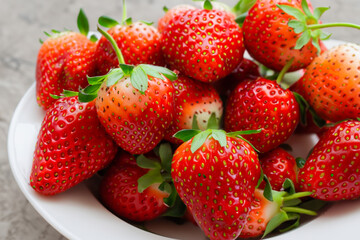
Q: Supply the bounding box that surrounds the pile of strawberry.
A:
[30,0,360,239]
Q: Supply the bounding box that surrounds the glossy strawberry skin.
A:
[239,189,279,238]
[161,9,244,83]
[94,22,164,75]
[158,4,196,33]
[99,152,168,222]
[172,136,261,240]
[242,0,318,72]
[30,96,118,195]
[95,76,174,154]
[259,148,299,191]
[164,75,223,144]
[299,120,360,201]
[224,78,300,153]
[294,44,360,122]
[36,32,96,110]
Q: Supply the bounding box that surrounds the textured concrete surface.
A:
[1,0,359,239]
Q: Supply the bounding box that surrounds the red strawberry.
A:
[30,96,118,195]
[259,148,299,191]
[294,43,360,122]
[99,151,169,222]
[298,120,360,201]
[95,19,164,75]
[172,129,261,240]
[224,78,300,153]
[164,74,223,144]
[80,26,177,155]
[36,10,96,110]
[213,58,260,100]
[158,4,196,33]
[240,188,316,238]
[161,2,245,83]
[242,0,320,72]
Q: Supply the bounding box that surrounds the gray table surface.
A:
[1,0,359,239]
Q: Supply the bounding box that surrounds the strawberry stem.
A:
[308,22,360,30]
[97,26,125,65]
[283,191,312,201]
[276,57,294,85]
[282,207,317,216]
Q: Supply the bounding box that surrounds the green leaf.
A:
[82,84,101,94]
[299,199,328,212]
[89,34,98,43]
[173,129,202,142]
[312,37,322,55]
[191,129,212,153]
[211,130,227,148]
[163,6,169,13]
[159,143,173,173]
[256,167,264,189]
[288,20,306,34]
[232,0,256,15]
[136,155,161,169]
[279,213,300,233]
[163,183,176,207]
[159,181,172,195]
[77,8,89,36]
[301,0,312,17]
[282,178,296,195]
[130,66,149,94]
[139,20,154,26]
[263,175,273,202]
[293,91,309,125]
[309,107,327,128]
[87,75,106,85]
[203,0,213,10]
[163,193,187,218]
[140,64,178,81]
[98,15,119,28]
[313,6,330,19]
[192,114,200,130]
[283,198,302,207]
[263,211,289,238]
[78,91,98,103]
[295,157,306,168]
[206,112,219,129]
[277,4,306,22]
[50,94,61,100]
[227,129,262,137]
[320,31,332,41]
[295,30,311,49]
[106,69,124,87]
[137,168,163,193]
[124,17,133,25]
[235,13,248,27]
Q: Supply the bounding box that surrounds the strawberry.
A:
[30,96,118,195]
[95,13,164,75]
[259,148,299,191]
[158,4,196,33]
[298,120,360,201]
[161,1,245,83]
[294,43,360,122]
[80,27,176,155]
[172,129,262,240]
[100,143,185,222]
[224,78,300,153]
[240,187,316,238]
[164,73,223,144]
[212,58,260,100]
[242,0,321,72]
[36,9,96,110]
[99,152,169,222]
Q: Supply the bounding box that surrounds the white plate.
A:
[8,40,360,240]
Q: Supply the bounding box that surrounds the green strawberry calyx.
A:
[174,114,261,153]
[77,26,177,102]
[136,143,186,218]
[260,178,319,237]
[40,9,97,44]
[277,0,360,54]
